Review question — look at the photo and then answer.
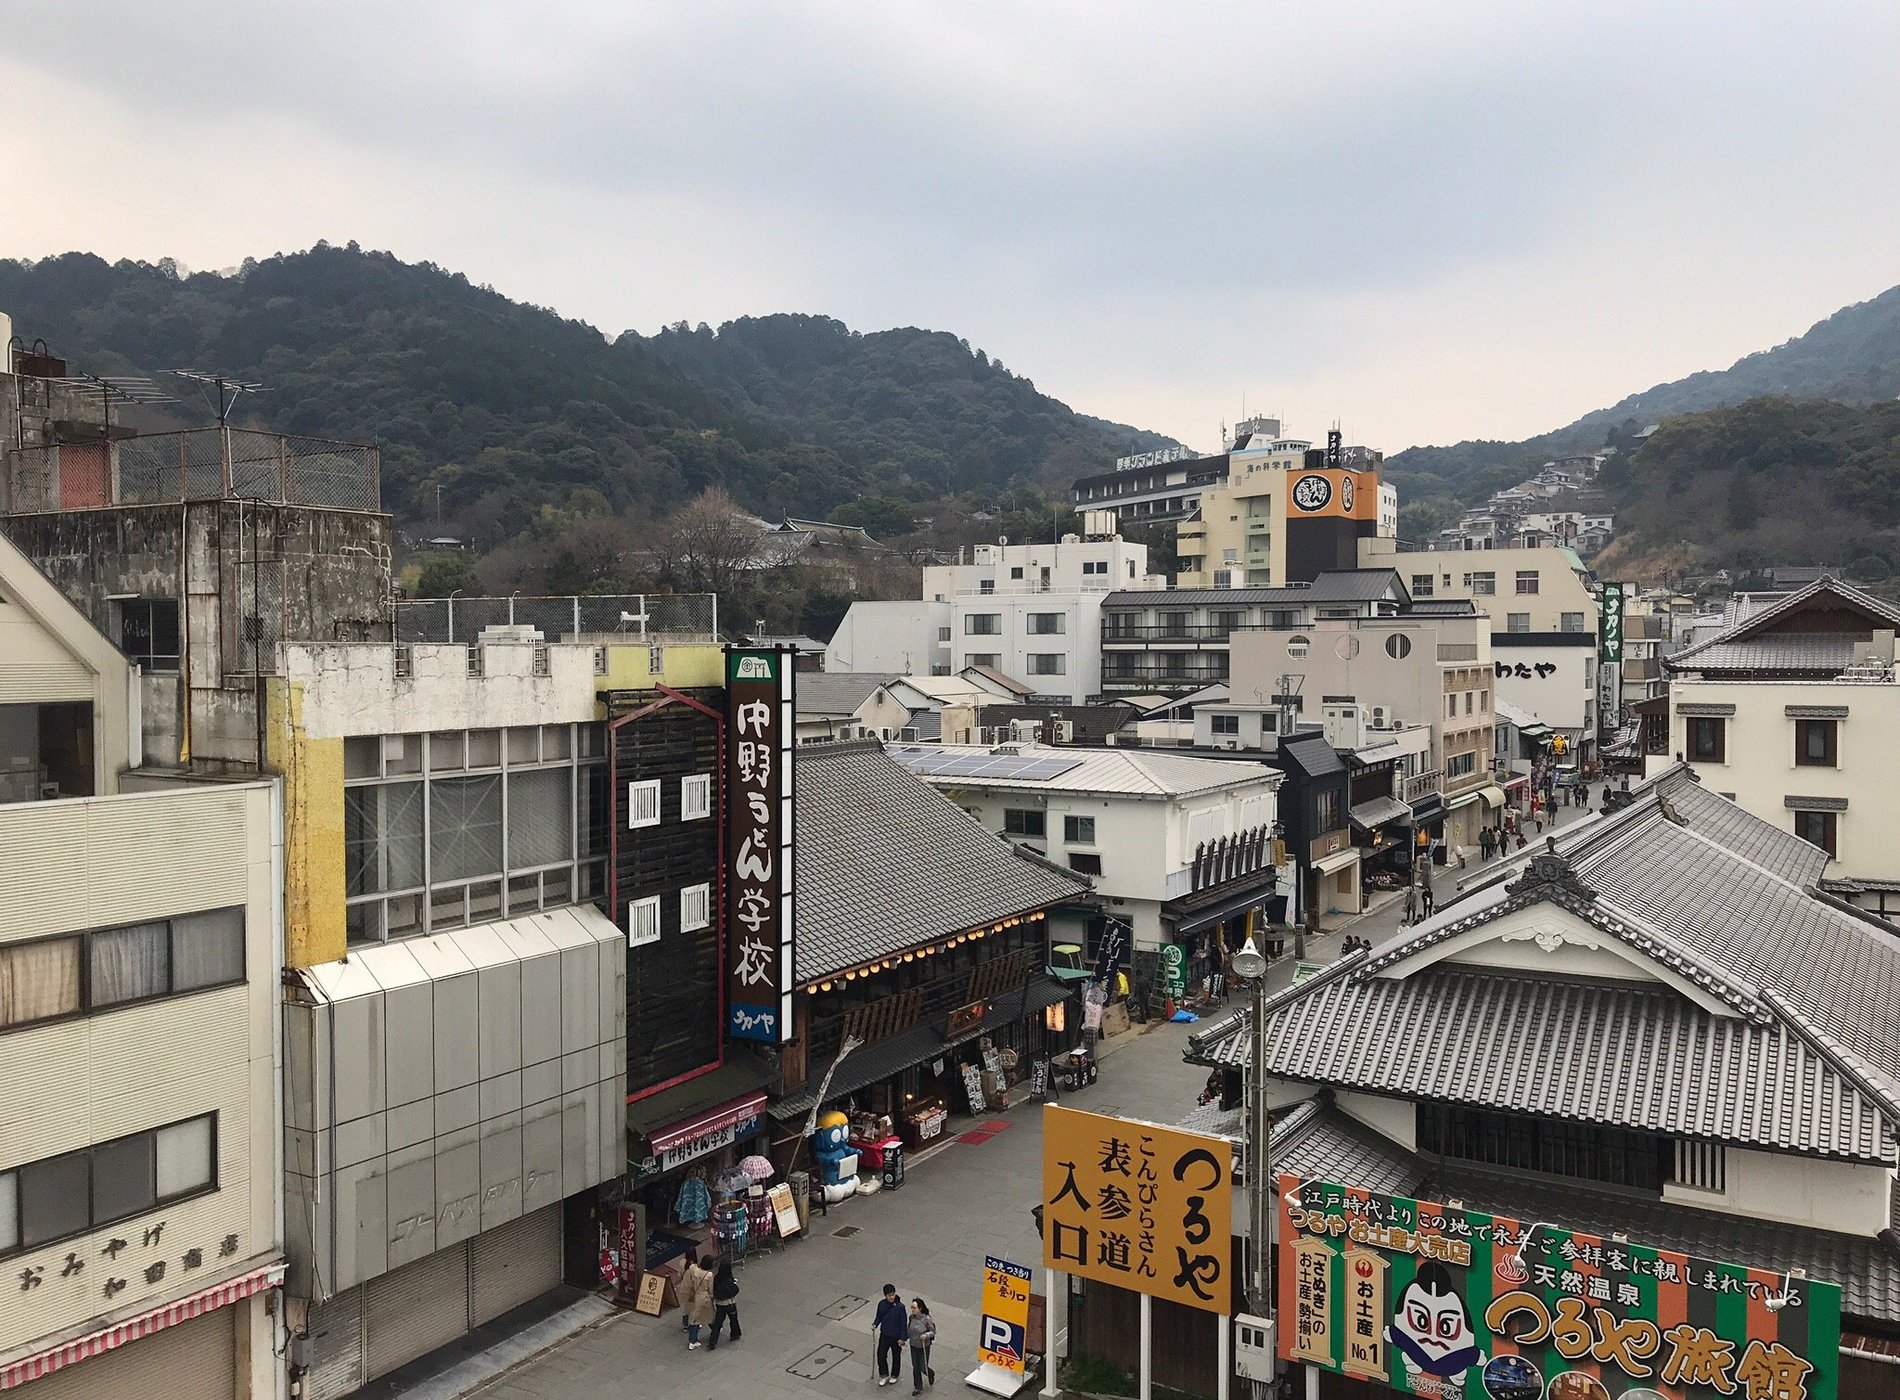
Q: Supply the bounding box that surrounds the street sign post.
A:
[968,1254,1034,1395]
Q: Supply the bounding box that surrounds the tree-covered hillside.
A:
[640,314,1173,497]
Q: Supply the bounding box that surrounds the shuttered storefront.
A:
[22,1305,235,1400]
[301,1204,565,1397]
[469,1206,564,1326]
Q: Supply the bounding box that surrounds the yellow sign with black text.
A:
[978,1255,1032,1374]
[1040,1106,1231,1314]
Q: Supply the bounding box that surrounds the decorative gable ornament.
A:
[1505,850,1597,903]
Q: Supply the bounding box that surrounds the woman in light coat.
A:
[678,1254,717,1349]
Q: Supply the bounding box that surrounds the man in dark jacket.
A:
[874,1284,908,1385]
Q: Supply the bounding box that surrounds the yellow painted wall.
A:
[595,641,724,698]
[266,676,348,968]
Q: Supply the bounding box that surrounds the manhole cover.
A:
[818,1293,869,1321]
[788,1344,854,1379]
[833,1225,861,1238]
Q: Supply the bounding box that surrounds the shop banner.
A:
[1601,582,1626,663]
[979,1255,1033,1374]
[1161,943,1188,997]
[1278,1175,1840,1400]
[1041,1106,1231,1314]
[726,647,795,1043]
[1286,467,1379,520]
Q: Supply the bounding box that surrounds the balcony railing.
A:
[1401,769,1442,802]
[1102,661,1232,686]
[4,428,380,514]
[1102,623,1239,642]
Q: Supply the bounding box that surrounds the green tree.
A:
[415,554,479,598]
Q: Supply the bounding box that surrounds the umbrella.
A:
[738,1154,775,1182]
[713,1166,751,1196]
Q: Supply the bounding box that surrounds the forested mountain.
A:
[0,247,1165,540]
[1385,283,1900,503]
[640,315,1173,496]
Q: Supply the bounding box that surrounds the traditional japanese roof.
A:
[1191,766,1900,1163]
[1266,1097,1900,1324]
[1666,575,1900,676]
[793,742,1090,982]
[796,672,902,718]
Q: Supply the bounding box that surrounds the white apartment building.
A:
[0,535,285,1400]
[888,743,1282,957]
[1662,575,1900,920]
[831,537,1165,703]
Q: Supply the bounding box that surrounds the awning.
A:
[1349,795,1411,831]
[649,1092,769,1153]
[1501,775,1530,793]
[1172,881,1274,938]
[1408,792,1446,824]
[627,1058,774,1141]
[1475,785,1509,809]
[1312,847,1360,875]
[2,1261,284,1389]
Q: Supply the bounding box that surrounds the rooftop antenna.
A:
[172,370,268,495]
[56,373,175,436]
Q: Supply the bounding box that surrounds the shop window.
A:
[1688,718,1726,764]
[1795,719,1837,768]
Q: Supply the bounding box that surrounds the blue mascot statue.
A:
[812,1110,860,1204]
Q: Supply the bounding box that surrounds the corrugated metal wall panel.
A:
[0,663,91,702]
[21,1305,236,1400]
[361,1241,469,1379]
[301,1289,365,1400]
[468,1204,562,1326]
[83,788,253,926]
[0,801,91,939]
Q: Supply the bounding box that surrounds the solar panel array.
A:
[887,746,1084,783]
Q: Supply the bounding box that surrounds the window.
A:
[628,895,661,947]
[1464,692,1473,715]
[1003,809,1046,838]
[1561,612,1586,633]
[1288,635,1310,659]
[1385,633,1412,659]
[1410,574,1435,598]
[979,579,995,594]
[0,937,81,1030]
[1419,1104,1667,1193]
[1688,717,1726,763]
[1469,571,1495,596]
[1793,809,1838,857]
[627,779,661,828]
[1514,571,1540,595]
[1315,788,1342,835]
[0,1113,216,1258]
[1507,613,1531,633]
[531,643,550,676]
[117,599,180,673]
[593,646,609,675]
[966,653,1001,670]
[1796,719,1837,767]
[1010,567,1025,580]
[1082,560,1108,576]
[466,645,484,677]
[679,883,711,932]
[1064,815,1096,844]
[965,614,1001,636]
[1222,548,1238,565]
[1211,714,1240,736]
[681,773,713,820]
[938,627,952,643]
[1447,751,1477,779]
[1027,654,1066,676]
[1161,611,1192,636]
[86,909,245,1010]
[1480,690,1488,712]
[1027,613,1066,635]
[1673,1140,1727,1193]
[1447,694,1457,719]
[1069,853,1103,875]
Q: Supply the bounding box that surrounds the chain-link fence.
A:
[394,594,719,643]
[2,428,379,513]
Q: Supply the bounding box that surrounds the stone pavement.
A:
[466,1017,1210,1400]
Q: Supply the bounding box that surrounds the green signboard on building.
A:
[1279,1175,1840,1399]
[1601,581,1626,664]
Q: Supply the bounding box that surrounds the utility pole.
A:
[1231,933,1271,1399]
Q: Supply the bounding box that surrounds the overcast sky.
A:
[5,1,1898,452]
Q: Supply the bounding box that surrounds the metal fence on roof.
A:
[2,428,380,514]
[394,594,719,643]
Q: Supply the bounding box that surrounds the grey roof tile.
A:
[795,672,902,718]
[793,742,1089,982]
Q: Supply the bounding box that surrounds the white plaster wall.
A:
[285,642,600,739]
[1491,643,1595,733]
[824,600,951,675]
[1336,1091,1418,1152]
[1665,1146,1892,1236]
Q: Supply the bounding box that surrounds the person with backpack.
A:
[707,1256,741,1349]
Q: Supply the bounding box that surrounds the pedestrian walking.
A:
[707,1257,741,1350]
[874,1283,909,1386]
[1402,884,1418,926]
[1453,842,1467,871]
[678,1253,716,1350]
[1479,828,1494,861]
[908,1298,938,1394]
[1419,883,1435,919]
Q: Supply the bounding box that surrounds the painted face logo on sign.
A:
[1292,474,1333,512]
[1341,475,1354,513]
[1388,1262,1485,1391]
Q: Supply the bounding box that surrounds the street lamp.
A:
[1232,932,1272,1397]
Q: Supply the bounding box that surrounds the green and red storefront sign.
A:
[1279,1175,1840,1400]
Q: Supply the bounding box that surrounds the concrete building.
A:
[1175,428,1390,588]
[1227,610,1500,853]
[1364,540,1600,762]
[1097,570,1412,699]
[1662,575,1900,919]
[0,533,285,1400]
[1070,444,1228,528]
[830,537,1166,703]
[889,742,1282,971]
[1190,767,1900,1392]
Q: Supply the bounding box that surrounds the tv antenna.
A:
[56,374,175,433]
[171,369,267,427]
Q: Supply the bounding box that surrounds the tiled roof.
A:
[1266,1100,1900,1324]
[1667,575,1900,674]
[1202,768,1900,1162]
[793,742,1090,982]
[796,672,902,718]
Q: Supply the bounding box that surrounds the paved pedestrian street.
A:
[468,1018,1210,1400]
